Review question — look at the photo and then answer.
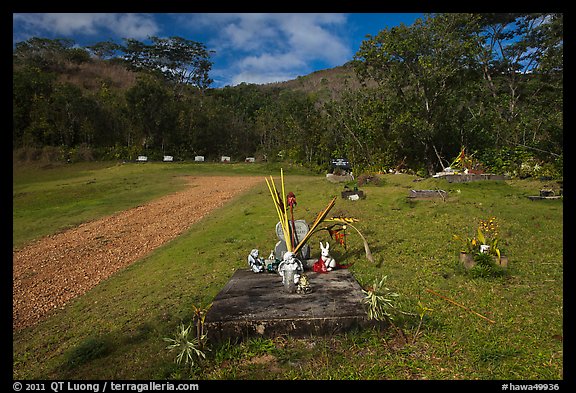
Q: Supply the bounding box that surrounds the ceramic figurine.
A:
[296,273,312,294]
[248,249,265,273]
[278,251,304,293]
[318,242,337,271]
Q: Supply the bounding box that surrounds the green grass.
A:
[12,162,563,380]
[12,160,312,248]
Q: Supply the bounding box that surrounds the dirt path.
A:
[13,175,263,332]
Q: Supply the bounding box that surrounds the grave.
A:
[527,189,563,201]
[441,173,508,183]
[408,189,447,200]
[204,169,377,343]
[326,173,354,183]
[330,157,351,173]
[341,189,365,200]
[204,268,374,343]
[326,157,354,183]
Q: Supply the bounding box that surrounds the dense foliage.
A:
[13,13,562,177]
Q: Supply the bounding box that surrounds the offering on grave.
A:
[277,251,304,293]
[247,249,265,273]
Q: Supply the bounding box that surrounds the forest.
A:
[12,13,563,177]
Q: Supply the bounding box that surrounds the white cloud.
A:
[181,13,352,86]
[13,13,159,41]
[113,14,160,39]
[12,12,354,87]
[279,13,350,64]
[239,52,307,72]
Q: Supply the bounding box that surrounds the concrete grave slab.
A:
[408,189,447,200]
[205,268,375,343]
[442,173,508,183]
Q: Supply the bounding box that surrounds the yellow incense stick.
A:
[265,178,283,225]
[280,169,292,251]
[272,174,290,249]
[265,173,292,252]
[293,196,337,254]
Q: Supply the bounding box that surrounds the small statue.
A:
[266,250,280,273]
[248,249,265,273]
[314,242,337,272]
[296,273,312,294]
[278,251,304,293]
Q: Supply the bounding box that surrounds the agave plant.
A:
[163,322,206,368]
[164,303,212,369]
[362,275,399,322]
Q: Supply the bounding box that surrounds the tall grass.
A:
[12,163,563,380]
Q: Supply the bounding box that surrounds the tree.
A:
[13,66,56,148]
[121,36,214,94]
[86,40,123,60]
[472,13,563,156]
[354,13,483,173]
[125,74,175,153]
[13,37,90,71]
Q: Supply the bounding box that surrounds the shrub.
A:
[357,173,384,187]
[469,252,507,278]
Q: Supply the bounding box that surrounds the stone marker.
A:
[274,220,310,260]
[341,190,365,200]
[408,189,447,199]
[204,268,376,343]
[443,173,508,183]
[275,220,309,242]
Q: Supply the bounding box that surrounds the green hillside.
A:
[13,13,563,179]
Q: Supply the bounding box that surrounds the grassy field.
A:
[12,161,563,381]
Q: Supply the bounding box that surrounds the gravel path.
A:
[12,175,263,332]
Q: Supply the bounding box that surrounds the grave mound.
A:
[205,269,376,343]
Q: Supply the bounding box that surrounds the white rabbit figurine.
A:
[319,242,337,271]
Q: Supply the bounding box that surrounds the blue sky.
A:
[12,13,424,88]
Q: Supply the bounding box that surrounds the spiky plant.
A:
[362,275,399,322]
[164,322,206,369]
